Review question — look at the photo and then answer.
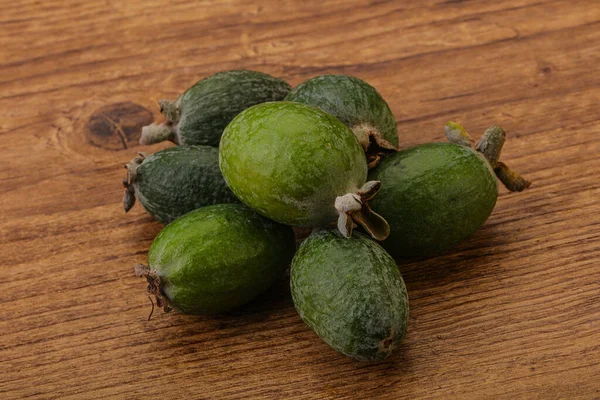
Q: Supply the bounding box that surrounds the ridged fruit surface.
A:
[174,70,291,146]
[291,230,409,361]
[369,142,498,258]
[125,145,238,224]
[219,101,367,228]
[143,204,296,315]
[285,74,397,147]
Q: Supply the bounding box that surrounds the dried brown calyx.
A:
[335,181,390,241]
[122,152,146,212]
[139,99,181,145]
[444,122,532,192]
[134,264,172,316]
[351,123,398,169]
[378,328,397,355]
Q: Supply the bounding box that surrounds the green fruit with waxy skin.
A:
[291,230,409,362]
[368,123,531,258]
[123,145,239,224]
[140,70,291,147]
[135,203,296,315]
[369,143,497,257]
[219,101,390,240]
[285,74,398,167]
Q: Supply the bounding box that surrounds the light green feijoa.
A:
[123,145,239,224]
[368,123,531,258]
[135,203,296,315]
[140,70,291,147]
[219,101,389,240]
[291,230,409,361]
[285,74,398,167]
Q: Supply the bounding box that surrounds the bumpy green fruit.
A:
[285,74,398,167]
[369,143,497,257]
[135,204,296,315]
[140,70,291,147]
[369,123,531,258]
[219,101,389,240]
[123,145,238,224]
[291,230,409,361]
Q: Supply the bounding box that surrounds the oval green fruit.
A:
[291,230,409,361]
[219,101,390,240]
[123,145,238,224]
[368,142,498,258]
[140,70,291,147]
[136,203,296,315]
[285,74,398,167]
[369,122,532,258]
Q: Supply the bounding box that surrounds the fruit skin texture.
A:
[285,74,398,148]
[291,230,409,361]
[368,142,498,258]
[145,203,296,315]
[125,145,238,224]
[142,70,291,147]
[219,101,367,228]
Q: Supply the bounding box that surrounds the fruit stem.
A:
[476,125,532,192]
[446,122,532,192]
[139,123,178,145]
[134,264,172,315]
[495,161,532,192]
[476,125,506,166]
[158,99,180,123]
[351,123,398,168]
[123,153,146,212]
[444,121,474,147]
[334,181,390,240]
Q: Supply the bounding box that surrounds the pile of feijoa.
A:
[124,70,531,361]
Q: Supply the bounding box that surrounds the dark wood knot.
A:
[86,102,153,150]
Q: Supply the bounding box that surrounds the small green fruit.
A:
[369,123,531,258]
[140,70,291,147]
[285,74,398,167]
[219,101,389,240]
[123,145,238,224]
[135,204,296,315]
[291,230,409,361]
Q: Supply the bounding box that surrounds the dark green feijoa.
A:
[123,145,238,224]
[135,203,296,315]
[140,70,291,147]
[285,74,398,167]
[368,123,531,258]
[291,230,409,362]
[219,101,390,240]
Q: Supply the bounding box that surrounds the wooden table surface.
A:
[2,1,600,399]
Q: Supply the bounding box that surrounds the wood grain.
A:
[1,0,600,398]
